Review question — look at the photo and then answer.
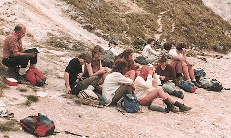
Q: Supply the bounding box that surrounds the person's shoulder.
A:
[5,33,16,41]
[69,57,80,63]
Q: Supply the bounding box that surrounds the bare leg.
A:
[188,65,195,80]
[139,87,176,105]
[181,62,190,81]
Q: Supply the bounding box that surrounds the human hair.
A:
[158,54,168,63]
[14,24,24,32]
[139,65,150,79]
[78,52,92,63]
[147,38,154,45]
[117,49,133,60]
[92,45,104,57]
[117,49,133,69]
[112,59,128,74]
[163,42,172,51]
[176,43,186,51]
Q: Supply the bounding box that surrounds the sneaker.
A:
[17,75,29,84]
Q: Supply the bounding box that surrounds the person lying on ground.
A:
[134,65,191,113]
[164,42,201,87]
[115,49,138,80]
[142,38,160,64]
[64,52,100,95]
[84,45,109,85]
[102,59,135,106]
[2,24,37,83]
[155,54,184,99]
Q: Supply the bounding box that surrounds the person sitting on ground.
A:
[2,24,37,82]
[156,54,184,99]
[134,65,191,113]
[64,52,100,95]
[164,42,201,87]
[84,45,109,85]
[107,40,119,56]
[142,38,160,64]
[102,59,135,106]
[115,49,137,80]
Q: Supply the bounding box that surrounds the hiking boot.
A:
[163,98,178,113]
[174,101,192,112]
[192,81,202,88]
[17,74,28,84]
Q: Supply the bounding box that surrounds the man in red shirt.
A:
[156,54,184,99]
[2,24,37,81]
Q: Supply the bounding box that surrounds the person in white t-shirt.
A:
[102,59,135,106]
[108,40,119,56]
[166,42,201,87]
[142,38,160,64]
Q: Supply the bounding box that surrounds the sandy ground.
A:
[0,0,231,138]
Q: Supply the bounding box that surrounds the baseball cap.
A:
[109,40,118,45]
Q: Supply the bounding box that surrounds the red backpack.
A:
[26,67,46,86]
[20,113,55,137]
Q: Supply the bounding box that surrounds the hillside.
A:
[0,0,231,138]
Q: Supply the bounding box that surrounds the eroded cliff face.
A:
[203,0,231,23]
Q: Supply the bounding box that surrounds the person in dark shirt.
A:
[156,54,184,99]
[64,52,100,94]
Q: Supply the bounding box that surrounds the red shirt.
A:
[156,64,176,82]
[3,32,23,58]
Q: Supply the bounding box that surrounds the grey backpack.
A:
[200,78,223,92]
[100,49,116,68]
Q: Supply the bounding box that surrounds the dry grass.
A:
[62,0,231,53]
[0,121,20,132]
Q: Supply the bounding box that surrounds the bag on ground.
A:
[100,50,116,68]
[122,94,140,113]
[134,55,149,65]
[26,66,46,86]
[20,113,55,137]
[200,78,223,92]
[178,80,196,93]
[194,68,206,82]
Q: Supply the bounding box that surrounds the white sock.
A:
[191,79,196,82]
[19,68,27,75]
[86,85,95,91]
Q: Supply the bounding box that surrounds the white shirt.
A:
[102,72,133,105]
[134,74,162,101]
[142,44,160,57]
[169,49,183,57]
[107,47,119,56]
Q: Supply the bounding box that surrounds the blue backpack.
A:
[122,94,140,113]
[178,80,196,93]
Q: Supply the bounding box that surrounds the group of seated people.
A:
[64,38,203,113]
